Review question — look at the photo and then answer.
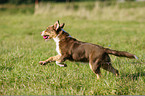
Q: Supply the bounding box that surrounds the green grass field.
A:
[0,2,145,95]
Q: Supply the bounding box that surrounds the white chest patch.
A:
[53,36,61,56]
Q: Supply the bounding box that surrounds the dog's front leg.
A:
[39,55,60,65]
[56,56,67,67]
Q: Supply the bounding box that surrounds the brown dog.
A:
[39,20,138,79]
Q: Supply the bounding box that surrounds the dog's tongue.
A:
[43,36,48,39]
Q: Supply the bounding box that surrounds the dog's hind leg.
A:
[101,62,119,76]
[101,53,119,76]
[89,59,102,79]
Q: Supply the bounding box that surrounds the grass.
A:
[0,1,145,95]
[35,1,145,21]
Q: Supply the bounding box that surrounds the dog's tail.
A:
[105,48,138,59]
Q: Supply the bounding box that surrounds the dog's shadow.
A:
[121,72,145,80]
[119,60,145,80]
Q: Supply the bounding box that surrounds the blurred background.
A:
[0,0,145,21]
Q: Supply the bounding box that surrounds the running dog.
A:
[39,20,138,79]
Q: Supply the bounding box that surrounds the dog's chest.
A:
[53,37,61,56]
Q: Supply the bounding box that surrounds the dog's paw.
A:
[39,61,47,65]
[64,64,67,67]
[58,63,67,67]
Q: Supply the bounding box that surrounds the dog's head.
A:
[40,20,65,40]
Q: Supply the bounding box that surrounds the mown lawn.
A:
[0,2,145,95]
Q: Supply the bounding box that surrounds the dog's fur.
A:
[39,20,138,79]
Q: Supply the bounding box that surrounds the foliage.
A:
[0,0,140,4]
[0,0,35,4]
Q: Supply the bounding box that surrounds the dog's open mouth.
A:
[43,35,49,39]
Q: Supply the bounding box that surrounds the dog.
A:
[39,20,138,79]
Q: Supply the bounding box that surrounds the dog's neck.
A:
[53,29,71,56]
[53,28,71,41]
[61,29,71,37]
[53,35,60,43]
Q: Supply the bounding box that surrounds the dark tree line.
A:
[0,0,135,4]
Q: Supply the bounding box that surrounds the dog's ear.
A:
[60,23,65,29]
[53,20,60,31]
